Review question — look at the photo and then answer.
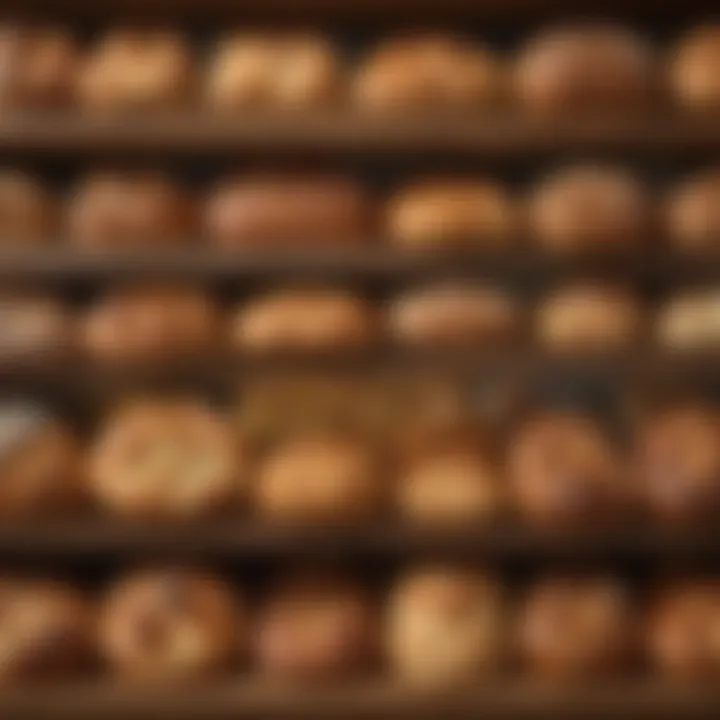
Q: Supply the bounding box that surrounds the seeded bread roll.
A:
[508,413,625,527]
[0,24,78,108]
[69,173,193,248]
[536,284,644,352]
[635,405,720,523]
[255,434,381,523]
[657,290,720,351]
[389,283,519,346]
[386,567,503,684]
[0,579,92,681]
[207,33,340,109]
[82,286,218,364]
[666,170,720,251]
[230,288,377,352]
[0,293,73,360]
[647,581,720,678]
[387,179,515,250]
[517,577,631,678]
[0,171,55,244]
[529,166,648,253]
[0,403,83,516]
[353,35,501,111]
[90,398,240,519]
[206,177,370,248]
[669,25,720,112]
[515,25,653,115]
[78,28,195,111]
[255,571,377,680]
[100,568,240,682]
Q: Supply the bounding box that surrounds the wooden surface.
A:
[0,682,719,719]
[2,113,720,157]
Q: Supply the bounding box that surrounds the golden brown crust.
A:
[0,172,55,243]
[635,405,720,522]
[230,288,377,352]
[386,567,503,684]
[508,413,624,526]
[255,571,377,680]
[69,173,194,248]
[515,24,653,115]
[78,29,195,111]
[353,35,501,111]
[0,579,93,680]
[387,179,516,250]
[99,568,241,681]
[647,581,720,678]
[82,286,219,363]
[90,398,240,519]
[669,25,720,112]
[517,577,630,678]
[656,290,720,351]
[206,33,341,109]
[536,284,644,352]
[254,435,381,523]
[205,177,370,248]
[528,166,649,253]
[0,24,78,108]
[389,284,519,347]
[666,170,720,251]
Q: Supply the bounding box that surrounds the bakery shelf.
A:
[1,521,719,559]
[4,0,717,20]
[0,247,717,283]
[0,681,718,719]
[2,113,720,157]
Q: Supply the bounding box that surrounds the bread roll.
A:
[255,434,380,523]
[0,171,55,243]
[518,577,630,678]
[389,283,519,346]
[515,25,653,115]
[669,25,720,112]
[206,177,369,248]
[90,398,240,518]
[666,170,720,251]
[0,579,92,680]
[0,403,83,516]
[353,35,501,111]
[230,288,377,352]
[529,165,648,253]
[0,293,73,360]
[387,179,515,250]
[635,405,720,523]
[647,582,720,678]
[207,33,340,109]
[536,284,644,351]
[508,413,624,526]
[78,29,194,111]
[657,290,720,351]
[397,433,502,524]
[386,567,503,684]
[69,173,193,248]
[82,286,218,363]
[0,24,78,108]
[99,568,240,681]
[255,571,376,680]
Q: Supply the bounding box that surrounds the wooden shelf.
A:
[0,247,718,284]
[2,113,720,157]
[0,682,719,719]
[5,0,718,20]
[1,521,720,559]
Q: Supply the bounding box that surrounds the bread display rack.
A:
[4,0,720,717]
